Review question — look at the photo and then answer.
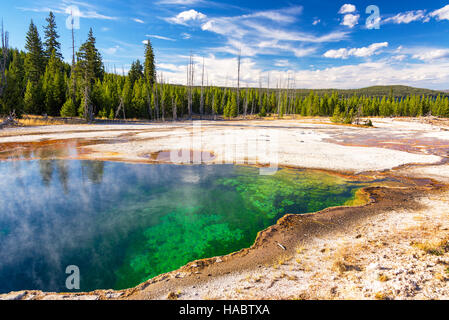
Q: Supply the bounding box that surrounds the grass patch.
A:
[411,238,449,256]
[378,274,389,282]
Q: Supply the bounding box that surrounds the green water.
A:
[0,160,366,293]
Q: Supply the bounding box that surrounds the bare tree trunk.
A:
[187,53,194,120]
[0,111,17,129]
[277,79,281,118]
[212,91,216,120]
[236,50,241,116]
[115,96,125,121]
[160,74,165,122]
[172,95,177,121]
[83,83,94,123]
[244,84,248,118]
[153,82,159,121]
[200,57,205,120]
[146,85,152,120]
[70,14,76,103]
[0,21,9,98]
[266,73,270,115]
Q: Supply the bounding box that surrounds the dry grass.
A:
[412,237,449,256]
[17,115,86,126]
[331,245,362,274]
[167,291,178,300]
[378,274,389,282]
[374,292,391,300]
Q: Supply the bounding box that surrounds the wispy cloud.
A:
[181,32,191,39]
[17,1,118,20]
[274,59,290,67]
[156,0,206,5]
[146,34,176,41]
[133,18,145,24]
[323,42,388,59]
[103,45,120,55]
[149,53,449,90]
[430,4,449,21]
[383,10,428,24]
[412,49,449,61]
[196,6,347,58]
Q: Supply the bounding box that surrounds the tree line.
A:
[1,13,449,123]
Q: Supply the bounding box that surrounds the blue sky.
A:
[3,0,449,89]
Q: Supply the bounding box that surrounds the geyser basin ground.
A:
[0,160,368,293]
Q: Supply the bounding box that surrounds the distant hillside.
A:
[294,85,448,98]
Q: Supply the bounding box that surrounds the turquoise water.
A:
[0,160,365,293]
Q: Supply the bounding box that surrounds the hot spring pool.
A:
[0,160,367,293]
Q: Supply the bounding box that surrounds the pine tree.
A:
[43,50,65,115]
[25,20,45,82]
[77,28,104,85]
[229,92,238,117]
[129,60,143,85]
[60,98,76,117]
[43,12,62,60]
[24,79,42,114]
[1,50,25,116]
[143,40,156,87]
[76,28,104,121]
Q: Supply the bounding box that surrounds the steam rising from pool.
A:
[0,160,365,293]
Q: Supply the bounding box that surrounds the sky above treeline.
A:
[2,0,449,90]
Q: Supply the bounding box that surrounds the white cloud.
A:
[384,10,427,24]
[240,6,303,24]
[339,4,356,14]
[166,9,207,25]
[274,59,290,67]
[312,19,321,25]
[392,55,407,62]
[146,34,176,41]
[103,45,120,55]
[151,54,449,90]
[323,42,389,59]
[133,18,145,24]
[430,4,449,21]
[181,32,191,39]
[156,0,205,4]
[341,14,359,28]
[17,2,118,20]
[413,49,449,61]
[198,7,347,58]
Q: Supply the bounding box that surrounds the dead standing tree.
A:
[200,56,205,119]
[115,96,125,121]
[0,20,9,99]
[187,53,194,120]
[159,73,165,122]
[83,76,94,123]
[236,50,241,116]
[70,11,76,104]
[153,80,159,121]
